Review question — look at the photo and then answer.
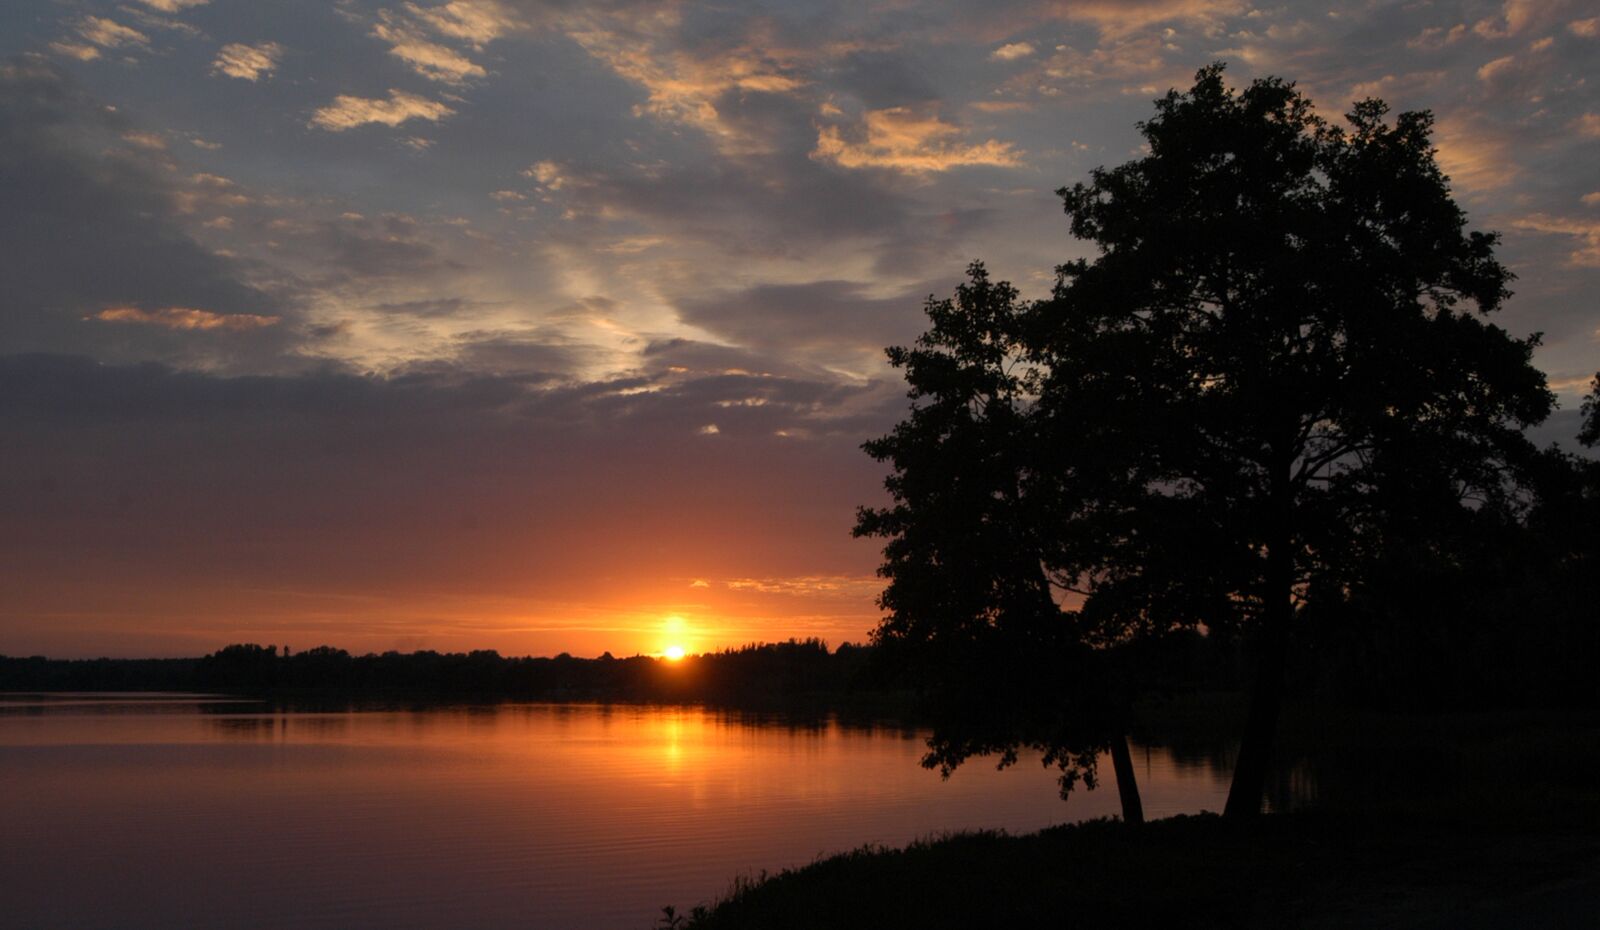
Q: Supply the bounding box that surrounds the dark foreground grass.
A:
[667,708,1600,929]
[671,811,1600,929]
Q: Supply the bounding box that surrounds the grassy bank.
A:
[666,810,1600,929]
[664,707,1600,929]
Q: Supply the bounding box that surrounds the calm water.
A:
[1,694,1232,929]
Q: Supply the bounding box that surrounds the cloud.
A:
[138,0,209,11]
[76,17,149,49]
[52,16,149,60]
[724,575,881,597]
[1432,116,1519,194]
[0,58,297,368]
[405,0,521,47]
[523,147,917,258]
[309,90,454,131]
[373,12,488,85]
[1476,55,1517,82]
[90,306,281,331]
[1572,18,1600,37]
[969,0,1247,41]
[556,10,849,155]
[1574,113,1600,137]
[522,160,568,188]
[673,279,932,372]
[1038,35,1177,90]
[122,130,167,151]
[211,42,283,82]
[991,42,1036,61]
[1408,24,1469,50]
[1509,214,1600,266]
[1472,0,1541,39]
[307,213,460,280]
[813,107,1022,174]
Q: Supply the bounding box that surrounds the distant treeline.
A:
[1,634,1240,708]
[0,640,866,704]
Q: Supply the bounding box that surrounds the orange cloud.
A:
[555,13,875,155]
[1472,0,1541,39]
[212,42,282,82]
[724,575,882,597]
[1476,55,1517,82]
[373,12,488,85]
[1033,0,1246,38]
[52,15,148,60]
[991,42,1036,61]
[813,107,1022,174]
[405,0,520,47]
[90,306,282,331]
[309,90,454,131]
[566,31,808,153]
[1432,117,1519,194]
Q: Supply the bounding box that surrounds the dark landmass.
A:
[0,639,889,708]
[667,707,1600,929]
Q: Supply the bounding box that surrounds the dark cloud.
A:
[832,49,943,109]
[0,56,301,369]
[447,330,606,377]
[672,279,936,368]
[297,212,462,284]
[369,297,487,318]
[549,144,916,256]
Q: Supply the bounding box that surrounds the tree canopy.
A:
[857,64,1554,818]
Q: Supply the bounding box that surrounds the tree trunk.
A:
[1224,503,1294,818]
[1109,731,1145,825]
[1222,617,1287,817]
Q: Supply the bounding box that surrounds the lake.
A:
[0,694,1233,929]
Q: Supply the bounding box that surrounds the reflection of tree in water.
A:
[205,715,283,740]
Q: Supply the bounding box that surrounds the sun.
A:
[663,645,687,661]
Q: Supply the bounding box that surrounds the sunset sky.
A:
[3,0,1597,658]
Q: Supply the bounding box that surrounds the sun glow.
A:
[660,614,692,660]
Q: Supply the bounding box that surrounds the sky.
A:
[2,0,1597,659]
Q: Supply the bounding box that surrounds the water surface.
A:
[1,695,1231,929]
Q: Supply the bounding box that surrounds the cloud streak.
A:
[310,89,455,131]
[51,16,148,61]
[90,306,282,331]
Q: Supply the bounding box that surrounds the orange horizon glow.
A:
[0,580,883,659]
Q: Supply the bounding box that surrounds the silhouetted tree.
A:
[859,64,1552,820]
[855,265,1147,823]
[1581,373,1600,448]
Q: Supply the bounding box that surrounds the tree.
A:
[856,265,1147,823]
[1581,373,1600,448]
[858,64,1552,820]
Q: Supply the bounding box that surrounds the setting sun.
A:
[663,645,686,661]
